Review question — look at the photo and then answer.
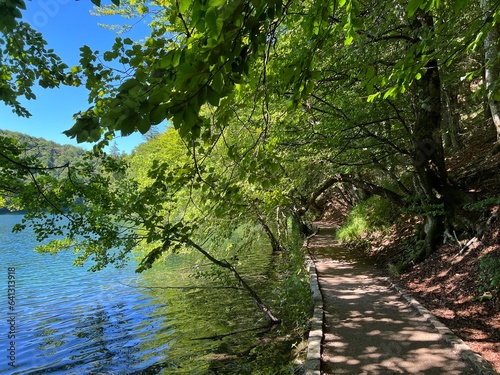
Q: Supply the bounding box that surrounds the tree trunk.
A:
[481,0,500,153]
[442,87,462,149]
[291,209,314,236]
[185,239,281,325]
[275,207,289,243]
[410,11,458,259]
[251,203,283,253]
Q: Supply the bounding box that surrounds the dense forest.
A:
[0,129,88,212]
[0,129,86,169]
[2,0,500,371]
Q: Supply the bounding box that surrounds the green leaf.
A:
[149,105,167,125]
[367,92,381,102]
[137,118,151,134]
[383,87,398,99]
[178,0,190,13]
[173,49,182,67]
[111,0,120,5]
[209,0,226,6]
[365,66,375,80]
[90,0,101,6]
[12,8,22,19]
[76,130,89,143]
[103,51,114,62]
[206,85,220,106]
[183,107,197,129]
[406,0,422,17]
[118,78,140,93]
[211,71,224,94]
[205,7,223,36]
[453,0,467,13]
[119,118,136,136]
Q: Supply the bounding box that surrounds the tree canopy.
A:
[2,0,500,324]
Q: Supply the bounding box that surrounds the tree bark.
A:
[409,11,458,259]
[481,0,500,152]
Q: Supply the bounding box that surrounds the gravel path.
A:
[308,222,479,375]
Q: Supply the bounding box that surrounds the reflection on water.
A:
[0,215,297,374]
[0,214,171,374]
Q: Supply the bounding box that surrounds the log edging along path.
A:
[302,223,498,375]
[303,225,323,375]
[390,282,498,375]
[304,251,323,375]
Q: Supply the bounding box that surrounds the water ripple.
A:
[0,215,172,374]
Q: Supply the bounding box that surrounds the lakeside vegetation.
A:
[2,0,500,371]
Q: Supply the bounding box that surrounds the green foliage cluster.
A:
[273,228,312,330]
[0,0,71,117]
[403,195,446,217]
[463,197,500,212]
[0,134,39,209]
[336,197,398,243]
[478,256,500,294]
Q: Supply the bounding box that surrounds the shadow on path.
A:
[309,222,475,375]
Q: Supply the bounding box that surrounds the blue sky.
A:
[0,0,152,153]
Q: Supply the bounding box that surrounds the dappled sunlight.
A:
[310,231,475,374]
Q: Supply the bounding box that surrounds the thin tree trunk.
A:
[276,206,282,243]
[251,202,283,253]
[442,87,462,149]
[185,239,281,325]
[481,0,500,152]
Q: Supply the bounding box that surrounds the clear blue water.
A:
[0,214,172,374]
[0,215,300,375]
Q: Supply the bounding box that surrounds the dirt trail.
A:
[308,222,479,375]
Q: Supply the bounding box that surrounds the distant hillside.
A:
[0,129,86,170]
[0,130,88,214]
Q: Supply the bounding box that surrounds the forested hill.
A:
[0,129,86,169]
[0,130,87,214]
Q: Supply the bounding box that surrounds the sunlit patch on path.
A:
[309,222,476,375]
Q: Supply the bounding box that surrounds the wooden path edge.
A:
[389,281,498,375]
[303,229,323,375]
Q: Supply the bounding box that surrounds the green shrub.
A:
[478,256,500,294]
[275,228,312,331]
[463,197,500,211]
[336,196,398,242]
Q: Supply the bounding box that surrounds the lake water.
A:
[0,214,174,374]
[0,214,301,374]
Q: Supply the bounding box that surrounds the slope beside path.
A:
[305,222,497,375]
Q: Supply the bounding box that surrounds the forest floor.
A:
[322,122,500,373]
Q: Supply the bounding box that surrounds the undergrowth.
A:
[478,255,500,296]
[336,196,398,243]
